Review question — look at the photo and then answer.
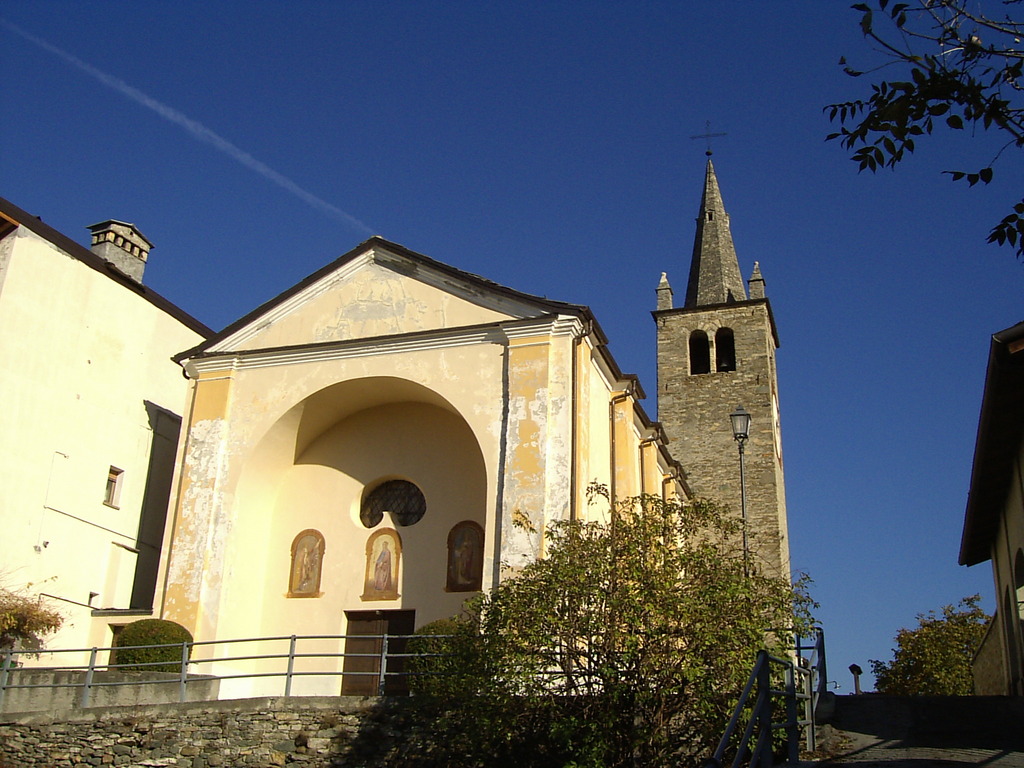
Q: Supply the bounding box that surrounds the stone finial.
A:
[87,220,152,283]
[748,261,766,300]
[656,272,674,311]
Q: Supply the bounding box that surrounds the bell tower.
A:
[654,155,790,577]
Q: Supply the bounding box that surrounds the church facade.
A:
[154,236,684,695]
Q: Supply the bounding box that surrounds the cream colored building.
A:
[0,197,209,655]
[156,236,683,695]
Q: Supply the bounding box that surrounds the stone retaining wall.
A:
[0,696,413,767]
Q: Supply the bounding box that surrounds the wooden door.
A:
[341,610,415,695]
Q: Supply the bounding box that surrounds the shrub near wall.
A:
[114,619,193,672]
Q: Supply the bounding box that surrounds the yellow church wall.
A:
[0,225,202,658]
[579,345,619,523]
[500,334,555,569]
[568,335,677,523]
[640,438,661,497]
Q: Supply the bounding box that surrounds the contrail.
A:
[2,19,375,236]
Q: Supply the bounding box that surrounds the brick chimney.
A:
[87,219,152,283]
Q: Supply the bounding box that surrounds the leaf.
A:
[946,114,964,129]
[859,8,874,35]
[979,167,993,184]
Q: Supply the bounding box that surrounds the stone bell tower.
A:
[654,155,790,578]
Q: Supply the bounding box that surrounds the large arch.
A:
[216,377,489,648]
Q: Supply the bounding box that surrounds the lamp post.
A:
[730,406,751,577]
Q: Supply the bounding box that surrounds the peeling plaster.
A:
[164,417,231,626]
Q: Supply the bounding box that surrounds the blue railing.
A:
[0,633,430,711]
[707,629,826,768]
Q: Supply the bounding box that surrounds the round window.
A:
[360,480,426,528]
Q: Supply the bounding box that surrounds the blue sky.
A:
[2,2,1021,691]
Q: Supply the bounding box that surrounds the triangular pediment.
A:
[188,238,585,358]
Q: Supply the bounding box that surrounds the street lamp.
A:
[730,406,751,576]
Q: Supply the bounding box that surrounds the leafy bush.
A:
[398,490,816,768]
[114,618,193,672]
[407,615,483,696]
[0,587,63,654]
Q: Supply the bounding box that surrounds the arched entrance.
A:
[212,377,488,695]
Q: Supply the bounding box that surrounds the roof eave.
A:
[959,320,1024,566]
[185,235,593,359]
[0,196,212,338]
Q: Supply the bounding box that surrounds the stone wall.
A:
[0,696,418,768]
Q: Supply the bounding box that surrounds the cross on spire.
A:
[689,121,727,156]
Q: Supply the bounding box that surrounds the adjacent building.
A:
[961,320,1024,696]
[0,197,210,654]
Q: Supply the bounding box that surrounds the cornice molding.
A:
[184,315,585,377]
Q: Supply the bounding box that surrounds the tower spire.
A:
[683,158,747,308]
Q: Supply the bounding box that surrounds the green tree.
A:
[408,490,816,768]
[0,586,63,654]
[870,594,990,695]
[826,1,1024,257]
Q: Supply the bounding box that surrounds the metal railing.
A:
[0,633,430,711]
[708,629,826,768]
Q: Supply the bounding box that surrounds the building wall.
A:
[655,299,789,577]
[987,440,1024,694]
[0,225,203,654]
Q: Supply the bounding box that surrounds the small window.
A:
[715,328,737,372]
[689,331,711,375]
[104,467,124,508]
[360,480,426,528]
